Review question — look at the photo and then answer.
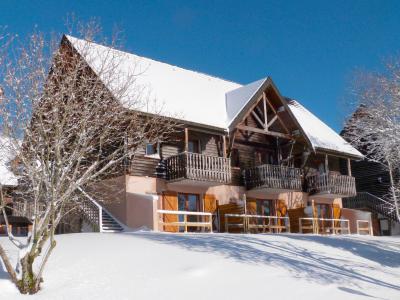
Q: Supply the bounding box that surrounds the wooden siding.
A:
[129,129,225,179]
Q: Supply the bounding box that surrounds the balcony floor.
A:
[167,178,227,188]
[247,186,302,194]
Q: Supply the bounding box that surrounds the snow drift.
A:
[1,232,399,300]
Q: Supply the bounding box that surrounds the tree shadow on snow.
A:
[132,232,400,297]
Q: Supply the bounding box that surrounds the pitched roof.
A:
[65,35,241,129]
[287,99,363,158]
[65,35,362,158]
[225,77,267,126]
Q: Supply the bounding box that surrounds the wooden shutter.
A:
[204,194,217,213]
[246,198,257,215]
[246,198,257,228]
[276,199,288,228]
[276,200,287,217]
[162,192,178,232]
[333,203,341,229]
[333,204,341,219]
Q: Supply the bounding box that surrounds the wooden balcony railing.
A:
[165,152,231,184]
[243,164,302,191]
[306,173,356,197]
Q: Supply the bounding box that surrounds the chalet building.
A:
[341,112,400,236]
[6,35,375,235]
[0,137,32,236]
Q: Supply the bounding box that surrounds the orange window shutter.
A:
[277,200,287,217]
[246,198,257,215]
[204,194,217,213]
[333,204,341,219]
[162,192,178,232]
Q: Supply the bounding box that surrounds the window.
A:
[256,200,273,216]
[188,140,200,153]
[254,150,270,166]
[145,142,160,157]
[231,148,240,167]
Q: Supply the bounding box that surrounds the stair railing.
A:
[76,186,127,232]
[343,192,398,222]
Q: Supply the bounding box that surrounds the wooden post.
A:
[263,92,268,128]
[299,218,302,233]
[325,154,329,173]
[184,213,187,233]
[347,158,352,176]
[243,194,248,233]
[222,135,227,158]
[184,128,189,152]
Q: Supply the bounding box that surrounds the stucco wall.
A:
[341,208,372,234]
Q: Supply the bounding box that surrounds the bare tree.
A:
[0,21,176,294]
[344,58,400,222]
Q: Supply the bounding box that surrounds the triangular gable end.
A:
[226,78,314,151]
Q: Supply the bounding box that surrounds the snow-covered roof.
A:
[287,99,363,158]
[225,77,267,126]
[0,136,18,186]
[65,35,241,129]
[65,35,362,158]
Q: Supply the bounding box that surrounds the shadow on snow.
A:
[133,232,400,298]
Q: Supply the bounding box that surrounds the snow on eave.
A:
[64,35,242,129]
[286,99,364,159]
[225,77,269,131]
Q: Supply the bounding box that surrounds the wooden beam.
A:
[240,94,264,124]
[263,92,268,128]
[266,97,277,114]
[222,135,227,158]
[325,154,329,173]
[264,94,290,134]
[267,115,278,128]
[251,111,266,128]
[184,128,189,152]
[236,124,293,139]
[347,158,352,176]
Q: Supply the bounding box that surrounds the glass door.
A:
[177,193,199,232]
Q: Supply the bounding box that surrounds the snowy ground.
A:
[1,232,399,300]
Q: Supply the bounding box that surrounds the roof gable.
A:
[64,35,362,158]
[287,99,363,158]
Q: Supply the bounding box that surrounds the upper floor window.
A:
[188,140,200,153]
[231,148,240,167]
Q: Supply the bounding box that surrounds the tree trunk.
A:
[17,254,40,294]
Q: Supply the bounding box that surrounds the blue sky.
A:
[1,0,399,131]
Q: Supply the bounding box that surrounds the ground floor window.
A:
[315,203,332,219]
[256,199,274,216]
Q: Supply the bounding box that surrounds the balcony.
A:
[306,172,356,198]
[243,164,302,193]
[165,152,231,185]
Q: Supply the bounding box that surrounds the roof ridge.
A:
[65,34,242,87]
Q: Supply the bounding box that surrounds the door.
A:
[177,193,200,232]
[315,203,332,233]
[256,199,274,230]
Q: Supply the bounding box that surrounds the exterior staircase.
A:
[78,187,125,232]
[342,192,399,223]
